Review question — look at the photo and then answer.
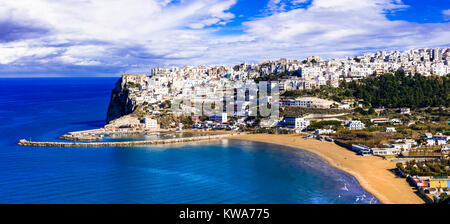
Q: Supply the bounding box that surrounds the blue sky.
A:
[0,0,449,77]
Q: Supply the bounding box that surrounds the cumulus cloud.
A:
[0,0,237,69]
[176,0,447,66]
[239,0,448,60]
[0,41,58,64]
[444,9,450,21]
[0,0,449,76]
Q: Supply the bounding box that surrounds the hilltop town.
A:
[106,47,449,117]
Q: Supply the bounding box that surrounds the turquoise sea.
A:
[0,78,378,204]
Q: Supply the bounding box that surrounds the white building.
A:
[339,103,351,109]
[390,143,411,151]
[314,129,336,135]
[370,118,389,124]
[288,97,336,108]
[426,139,436,146]
[209,113,228,123]
[441,145,450,154]
[143,118,158,130]
[283,116,310,130]
[346,120,365,130]
[372,148,402,156]
[390,118,402,124]
[385,127,396,132]
[400,108,410,114]
[437,139,447,145]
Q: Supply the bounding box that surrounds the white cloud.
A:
[55,45,109,66]
[0,0,237,65]
[0,41,58,64]
[0,0,449,74]
[444,9,450,21]
[237,0,448,61]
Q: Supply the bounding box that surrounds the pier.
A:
[18,134,241,148]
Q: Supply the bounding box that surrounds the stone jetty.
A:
[18,134,241,148]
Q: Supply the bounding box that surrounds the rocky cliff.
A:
[106,76,137,123]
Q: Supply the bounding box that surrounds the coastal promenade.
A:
[18,133,240,148]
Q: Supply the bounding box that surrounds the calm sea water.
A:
[0,78,378,204]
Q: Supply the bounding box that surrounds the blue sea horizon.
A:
[0,78,378,204]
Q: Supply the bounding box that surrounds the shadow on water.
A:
[71,120,106,128]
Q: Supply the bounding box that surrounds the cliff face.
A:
[106,77,136,123]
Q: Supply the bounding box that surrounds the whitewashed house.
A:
[372,148,402,156]
[315,129,336,135]
[400,108,411,114]
[346,120,365,130]
[390,143,411,151]
[385,127,396,132]
[426,139,436,146]
[143,118,158,130]
[283,116,310,130]
[441,145,450,154]
[209,113,228,123]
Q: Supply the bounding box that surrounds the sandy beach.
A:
[228,134,425,204]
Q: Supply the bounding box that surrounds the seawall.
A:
[18,134,240,148]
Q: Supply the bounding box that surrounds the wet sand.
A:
[228,134,425,204]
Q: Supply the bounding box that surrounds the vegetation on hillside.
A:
[397,160,450,177]
[282,85,354,102]
[280,107,352,117]
[345,71,450,108]
[333,129,403,148]
[281,71,449,109]
[306,120,342,131]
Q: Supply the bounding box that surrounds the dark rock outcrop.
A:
[106,77,136,123]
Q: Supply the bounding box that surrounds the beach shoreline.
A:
[227,134,425,204]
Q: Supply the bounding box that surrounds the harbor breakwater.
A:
[18,134,241,148]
